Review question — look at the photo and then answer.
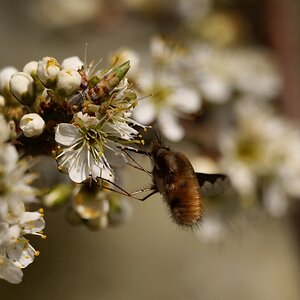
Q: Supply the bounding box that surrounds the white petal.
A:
[55,123,81,146]
[0,145,19,174]
[99,167,114,181]
[68,148,90,183]
[0,115,11,143]
[0,224,20,244]
[20,212,45,234]
[201,76,231,104]
[90,163,102,181]
[105,141,127,168]
[0,256,23,284]
[157,111,185,142]
[20,211,40,223]
[105,122,138,140]
[7,239,35,268]
[61,56,84,70]
[168,88,201,113]
[133,101,156,125]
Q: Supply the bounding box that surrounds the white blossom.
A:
[0,256,23,284]
[0,67,18,94]
[0,145,37,223]
[56,69,82,96]
[55,113,116,183]
[220,98,300,213]
[133,72,201,141]
[0,120,45,284]
[0,209,45,280]
[55,74,145,183]
[19,113,45,137]
[73,187,110,220]
[23,61,38,76]
[37,56,60,87]
[61,56,84,70]
[9,72,36,105]
[192,45,282,103]
[32,0,101,28]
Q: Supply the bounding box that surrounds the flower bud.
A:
[61,56,84,70]
[19,113,45,137]
[9,72,36,105]
[23,61,46,94]
[86,215,108,230]
[23,61,38,76]
[56,69,82,97]
[43,184,73,208]
[0,66,18,93]
[0,114,11,143]
[37,56,60,88]
[0,67,20,105]
[89,61,130,102]
[0,95,5,107]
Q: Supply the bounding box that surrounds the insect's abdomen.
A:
[152,147,203,229]
[167,179,203,228]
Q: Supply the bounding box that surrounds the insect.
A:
[102,138,230,229]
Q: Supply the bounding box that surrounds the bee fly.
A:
[103,139,230,229]
[147,140,229,228]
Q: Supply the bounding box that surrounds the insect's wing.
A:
[196,173,230,198]
[67,92,85,107]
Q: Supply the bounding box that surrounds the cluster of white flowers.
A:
[220,98,300,217]
[0,115,45,284]
[192,45,282,104]
[0,53,149,284]
[111,36,281,142]
[0,55,145,185]
[112,37,202,142]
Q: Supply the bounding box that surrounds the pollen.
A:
[34,251,40,256]
[41,234,47,239]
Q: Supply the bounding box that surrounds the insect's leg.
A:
[137,189,158,201]
[123,149,152,176]
[99,178,157,201]
[118,145,150,156]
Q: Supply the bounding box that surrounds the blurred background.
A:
[1,0,300,299]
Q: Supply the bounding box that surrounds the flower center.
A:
[151,84,172,107]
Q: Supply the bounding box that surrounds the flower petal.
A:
[157,111,184,142]
[133,101,156,125]
[55,123,81,146]
[168,87,201,113]
[7,239,35,268]
[0,256,23,284]
[20,212,45,234]
[68,148,90,183]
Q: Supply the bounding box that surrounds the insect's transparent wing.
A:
[196,173,230,198]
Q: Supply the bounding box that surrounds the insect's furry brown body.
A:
[151,141,203,228]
